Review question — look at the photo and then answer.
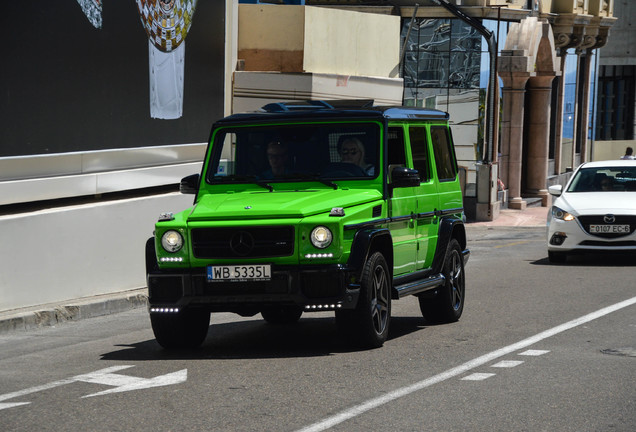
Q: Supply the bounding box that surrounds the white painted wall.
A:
[592,140,636,161]
[0,192,195,312]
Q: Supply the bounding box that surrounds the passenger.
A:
[339,137,374,175]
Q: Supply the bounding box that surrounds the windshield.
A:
[567,166,636,192]
[206,123,380,184]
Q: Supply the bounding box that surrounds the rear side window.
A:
[430,126,457,181]
[408,126,431,182]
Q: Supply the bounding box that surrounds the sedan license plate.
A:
[207,264,271,282]
[589,224,630,234]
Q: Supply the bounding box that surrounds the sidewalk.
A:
[468,205,549,227]
[0,288,148,335]
[1,206,550,334]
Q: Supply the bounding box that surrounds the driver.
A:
[339,137,374,175]
[262,140,290,178]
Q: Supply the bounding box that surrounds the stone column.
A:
[499,74,530,210]
[526,75,556,206]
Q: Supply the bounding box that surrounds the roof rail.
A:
[260,99,375,113]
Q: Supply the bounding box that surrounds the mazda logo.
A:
[603,214,616,224]
[230,231,254,256]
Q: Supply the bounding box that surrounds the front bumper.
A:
[147,264,361,315]
[547,218,636,253]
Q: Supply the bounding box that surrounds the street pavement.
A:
[0,206,550,334]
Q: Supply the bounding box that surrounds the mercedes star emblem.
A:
[230,231,255,256]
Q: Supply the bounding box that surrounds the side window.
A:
[408,126,431,182]
[387,126,407,166]
[430,126,457,181]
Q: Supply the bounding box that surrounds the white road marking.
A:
[295,296,636,432]
[0,365,188,409]
[0,378,76,407]
[519,349,550,356]
[491,360,524,368]
[82,369,188,398]
[0,402,31,410]
[461,373,496,381]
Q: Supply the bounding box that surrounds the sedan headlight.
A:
[552,206,575,221]
[161,230,184,253]
[310,226,333,249]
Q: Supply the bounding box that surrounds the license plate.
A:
[589,224,630,234]
[207,264,271,282]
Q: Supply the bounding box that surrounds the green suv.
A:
[146,100,469,349]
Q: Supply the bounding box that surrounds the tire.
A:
[548,251,567,263]
[419,239,465,324]
[261,306,303,324]
[337,251,391,348]
[150,310,210,350]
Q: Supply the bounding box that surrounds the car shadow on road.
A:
[100,315,431,361]
[532,252,636,267]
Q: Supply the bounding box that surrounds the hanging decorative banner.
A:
[136,0,198,53]
[135,0,199,120]
[76,0,102,29]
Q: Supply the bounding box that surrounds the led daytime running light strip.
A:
[304,304,342,310]
[160,257,184,262]
[305,253,334,259]
[150,307,180,313]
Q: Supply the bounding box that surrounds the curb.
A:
[0,289,148,335]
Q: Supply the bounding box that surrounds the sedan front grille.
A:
[578,215,636,238]
[191,226,294,259]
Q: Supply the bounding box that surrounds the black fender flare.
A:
[347,228,393,279]
[431,217,466,274]
[145,237,159,274]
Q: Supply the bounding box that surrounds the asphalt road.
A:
[1,225,635,431]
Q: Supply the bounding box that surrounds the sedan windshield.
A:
[567,166,636,192]
[206,123,380,184]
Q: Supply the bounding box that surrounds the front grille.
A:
[191,226,294,258]
[578,215,636,238]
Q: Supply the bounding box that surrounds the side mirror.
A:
[548,184,562,197]
[180,174,200,195]
[391,166,420,188]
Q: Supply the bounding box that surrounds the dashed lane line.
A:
[295,296,636,432]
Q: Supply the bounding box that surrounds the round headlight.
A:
[161,230,184,253]
[310,226,332,249]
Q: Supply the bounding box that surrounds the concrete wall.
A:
[232,71,403,113]
[598,0,634,66]
[238,4,400,78]
[303,7,400,78]
[0,192,195,312]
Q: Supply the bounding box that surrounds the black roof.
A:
[214,100,449,126]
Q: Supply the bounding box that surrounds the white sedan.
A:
[547,160,636,263]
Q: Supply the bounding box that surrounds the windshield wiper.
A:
[212,174,273,191]
[286,172,338,190]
